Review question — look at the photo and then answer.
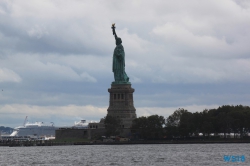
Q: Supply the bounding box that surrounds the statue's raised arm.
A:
[111,23,130,84]
[111,23,118,39]
[111,23,122,46]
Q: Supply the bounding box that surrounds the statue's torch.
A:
[111,23,116,35]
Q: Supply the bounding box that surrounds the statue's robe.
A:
[112,44,129,82]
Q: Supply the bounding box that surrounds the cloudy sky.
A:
[0,0,250,127]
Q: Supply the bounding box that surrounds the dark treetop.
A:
[111,24,130,84]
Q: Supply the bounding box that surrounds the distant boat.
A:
[8,117,91,138]
[10,119,91,136]
[72,120,89,129]
[10,121,58,137]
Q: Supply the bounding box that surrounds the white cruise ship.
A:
[9,117,90,137]
[72,120,89,129]
[10,121,58,137]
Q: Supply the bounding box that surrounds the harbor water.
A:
[0,144,249,165]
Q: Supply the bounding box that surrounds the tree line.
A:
[165,105,250,139]
[105,105,250,140]
[0,126,13,134]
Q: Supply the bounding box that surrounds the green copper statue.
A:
[111,23,130,84]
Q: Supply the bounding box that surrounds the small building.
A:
[56,119,106,140]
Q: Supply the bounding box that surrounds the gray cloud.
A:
[0,0,250,127]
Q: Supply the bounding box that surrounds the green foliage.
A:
[130,105,250,140]
[165,108,189,137]
[166,108,188,127]
[128,105,250,140]
[131,115,165,139]
[165,105,250,139]
[104,115,123,136]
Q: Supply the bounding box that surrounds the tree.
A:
[131,115,165,140]
[179,111,194,137]
[131,116,148,139]
[104,115,123,136]
[164,105,250,139]
[166,108,188,127]
[191,112,203,137]
[147,115,165,139]
[165,108,189,138]
[200,109,215,138]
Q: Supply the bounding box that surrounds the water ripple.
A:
[0,144,249,165]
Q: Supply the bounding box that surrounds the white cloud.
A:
[0,68,21,82]
[27,25,49,39]
[129,75,142,83]
[39,62,96,82]
[152,22,229,52]
[0,54,98,82]
[0,104,107,127]
[0,0,250,127]
[80,72,97,83]
[0,103,220,127]
[136,104,219,118]
[233,0,250,9]
[118,28,151,54]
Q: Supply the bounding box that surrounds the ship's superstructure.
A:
[72,120,89,129]
[9,119,92,137]
[10,122,57,137]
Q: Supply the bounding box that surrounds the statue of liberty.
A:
[111,23,130,84]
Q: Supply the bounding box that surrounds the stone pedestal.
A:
[107,84,137,128]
